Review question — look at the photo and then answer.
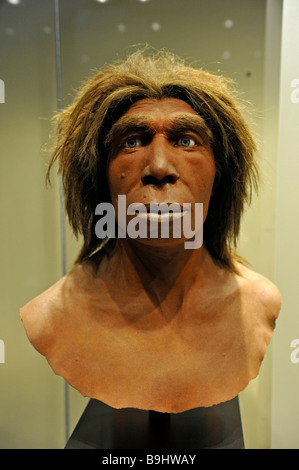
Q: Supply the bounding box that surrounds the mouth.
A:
[132,202,189,221]
[133,202,186,212]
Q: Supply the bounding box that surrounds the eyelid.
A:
[171,130,204,146]
[123,136,143,148]
[177,136,196,146]
[119,127,152,145]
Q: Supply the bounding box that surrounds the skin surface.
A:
[107,99,215,249]
[20,98,281,413]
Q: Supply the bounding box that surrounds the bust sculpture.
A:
[20,50,281,413]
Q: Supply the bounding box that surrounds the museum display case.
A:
[0,0,298,449]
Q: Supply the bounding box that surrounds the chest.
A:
[61,289,249,382]
[50,287,264,412]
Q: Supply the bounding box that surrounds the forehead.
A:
[105,97,213,149]
[124,97,198,119]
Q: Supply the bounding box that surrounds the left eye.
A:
[124,137,142,148]
[177,136,196,147]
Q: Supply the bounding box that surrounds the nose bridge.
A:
[147,133,174,175]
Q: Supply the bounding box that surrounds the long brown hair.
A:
[47,49,259,271]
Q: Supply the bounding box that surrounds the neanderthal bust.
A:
[20,50,281,413]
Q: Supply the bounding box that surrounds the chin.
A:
[127,237,188,250]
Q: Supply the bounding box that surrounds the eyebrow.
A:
[105,113,214,148]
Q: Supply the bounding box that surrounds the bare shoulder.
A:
[234,261,282,319]
[20,262,107,354]
[20,275,67,354]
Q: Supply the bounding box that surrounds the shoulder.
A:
[20,262,98,355]
[20,276,67,355]
[234,261,282,321]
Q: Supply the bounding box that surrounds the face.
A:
[107,98,216,247]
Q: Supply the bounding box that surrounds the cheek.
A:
[191,160,216,198]
[107,160,137,203]
[107,161,124,196]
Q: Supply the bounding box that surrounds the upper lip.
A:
[132,203,186,213]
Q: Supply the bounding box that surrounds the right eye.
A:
[123,137,143,148]
[177,136,197,147]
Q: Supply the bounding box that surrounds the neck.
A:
[98,238,210,311]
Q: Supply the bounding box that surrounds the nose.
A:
[141,136,179,187]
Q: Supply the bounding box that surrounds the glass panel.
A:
[272,0,299,449]
[0,0,284,449]
[58,0,275,448]
[0,0,65,448]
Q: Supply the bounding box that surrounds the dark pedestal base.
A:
[65,396,244,449]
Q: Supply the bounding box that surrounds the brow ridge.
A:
[105,113,213,147]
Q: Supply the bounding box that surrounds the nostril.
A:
[142,174,159,186]
[142,174,178,186]
[163,174,177,184]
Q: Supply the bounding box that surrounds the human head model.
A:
[48,49,259,269]
[21,49,280,414]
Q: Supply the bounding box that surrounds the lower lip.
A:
[134,211,188,222]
